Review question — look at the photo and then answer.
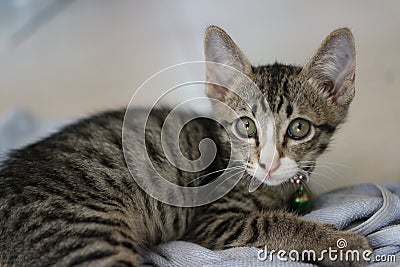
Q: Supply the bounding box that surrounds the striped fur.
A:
[0,27,370,267]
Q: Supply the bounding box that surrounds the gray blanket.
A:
[1,109,399,266]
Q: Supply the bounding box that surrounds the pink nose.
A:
[259,157,281,174]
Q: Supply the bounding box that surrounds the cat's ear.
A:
[301,28,356,106]
[204,26,253,100]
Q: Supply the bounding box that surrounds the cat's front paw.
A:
[317,229,372,267]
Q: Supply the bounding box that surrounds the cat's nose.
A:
[259,157,281,174]
[259,145,281,174]
[268,160,281,174]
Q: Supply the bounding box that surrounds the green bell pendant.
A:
[290,184,312,214]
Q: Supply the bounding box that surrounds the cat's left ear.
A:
[301,28,356,107]
[204,26,253,101]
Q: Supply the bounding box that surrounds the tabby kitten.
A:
[0,26,370,267]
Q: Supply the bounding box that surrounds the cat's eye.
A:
[236,117,257,138]
[287,118,311,140]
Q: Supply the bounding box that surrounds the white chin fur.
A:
[247,157,298,186]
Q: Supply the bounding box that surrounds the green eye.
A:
[287,118,311,140]
[236,117,257,138]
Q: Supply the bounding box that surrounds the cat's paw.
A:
[316,228,372,267]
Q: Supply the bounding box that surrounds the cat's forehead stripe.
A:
[276,95,284,113]
[286,105,293,118]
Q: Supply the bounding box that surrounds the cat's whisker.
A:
[207,169,244,197]
[298,160,352,169]
[297,165,317,168]
[313,172,343,181]
[305,171,331,189]
[299,166,339,178]
[310,177,343,192]
[313,166,346,179]
[186,166,246,186]
[184,166,245,186]
[309,178,330,191]
[310,171,335,182]
[300,167,335,181]
[317,161,352,169]
[298,163,345,178]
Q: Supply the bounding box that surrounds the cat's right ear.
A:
[204,26,252,101]
[301,28,356,107]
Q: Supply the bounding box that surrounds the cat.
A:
[0,26,370,267]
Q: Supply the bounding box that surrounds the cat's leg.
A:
[184,210,371,267]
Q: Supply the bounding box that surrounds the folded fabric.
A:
[143,183,400,266]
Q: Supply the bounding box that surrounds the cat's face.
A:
[204,26,355,186]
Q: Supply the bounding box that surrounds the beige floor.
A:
[1,1,399,193]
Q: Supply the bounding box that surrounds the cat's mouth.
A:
[245,160,310,186]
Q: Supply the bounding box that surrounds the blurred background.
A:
[0,0,399,193]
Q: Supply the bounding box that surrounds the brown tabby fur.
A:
[0,26,370,266]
